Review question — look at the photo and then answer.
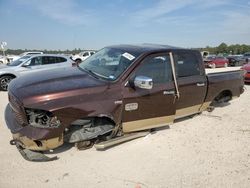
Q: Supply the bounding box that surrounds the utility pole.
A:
[1,42,7,56]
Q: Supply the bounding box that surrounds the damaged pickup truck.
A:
[5,44,244,161]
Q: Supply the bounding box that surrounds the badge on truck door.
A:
[125,103,138,111]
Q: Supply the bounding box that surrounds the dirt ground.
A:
[0,84,250,187]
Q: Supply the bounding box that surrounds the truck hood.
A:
[9,66,107,101]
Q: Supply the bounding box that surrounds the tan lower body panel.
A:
[12,133,63,151]
[123,103,213,132]
[123,115,174,133]
[199,101,211,112]
[175,104,201,119]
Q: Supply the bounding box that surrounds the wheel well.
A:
[0,74,16,79]
[214,90,232,103]
[75,58,82,62]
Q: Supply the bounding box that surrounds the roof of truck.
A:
[107,44,183,54]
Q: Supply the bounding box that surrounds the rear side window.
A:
[134,55,172,84]
[42,56,67,65]
[42,56,56,65]
[173,51,201,77]
[55,57,67,63]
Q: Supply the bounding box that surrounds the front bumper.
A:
[5,104,63,151]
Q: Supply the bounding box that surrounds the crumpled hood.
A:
[9,66,107,101]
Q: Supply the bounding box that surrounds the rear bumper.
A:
[5,104,63,151]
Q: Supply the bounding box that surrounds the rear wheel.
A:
[0,75,14,91]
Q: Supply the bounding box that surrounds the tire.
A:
[75,59,82,65]
[211,63,216,69]
[0,76,14,91]
[224,63,228,68]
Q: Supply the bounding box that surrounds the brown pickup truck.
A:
[5,44,244,161]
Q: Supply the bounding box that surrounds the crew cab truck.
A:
[5,44,244,161]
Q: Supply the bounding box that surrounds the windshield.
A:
[8,56,31,66]
[79,47,140,80]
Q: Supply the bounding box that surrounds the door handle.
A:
[163,90,175,95]
[196,83,205,87]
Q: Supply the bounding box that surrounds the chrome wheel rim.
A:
[1,77,12,90]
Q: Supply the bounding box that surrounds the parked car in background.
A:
[227,55,246,66]
[19,51,43,57]
[243,52,250,63]
[204,56,229,68]
[241,63,250,83]
[71,50,96,63]
[0,55,7,64]
[0,54,73,91]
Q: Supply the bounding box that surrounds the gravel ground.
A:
[0,82,249,188]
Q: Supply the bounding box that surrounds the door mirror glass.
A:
[134,76,153,90]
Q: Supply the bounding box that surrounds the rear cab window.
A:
[173,50,203,77]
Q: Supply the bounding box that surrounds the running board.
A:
[94,131,150,150]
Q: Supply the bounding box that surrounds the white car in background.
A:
[0,54,74,91]
[0,51,43,64]
[71,50,96,63]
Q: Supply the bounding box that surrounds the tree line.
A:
[2,43,250,56]
[197,43,250,55]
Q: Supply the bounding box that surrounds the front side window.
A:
[174,51,201,77]
[29,57,42,66]
[79,47,140,80]
[82,52,89,57]
[134,55,172,84]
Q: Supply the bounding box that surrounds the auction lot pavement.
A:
[0,85,250,188]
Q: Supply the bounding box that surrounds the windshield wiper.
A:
[82,68,100,79]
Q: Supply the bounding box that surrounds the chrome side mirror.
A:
[134,76,153,90]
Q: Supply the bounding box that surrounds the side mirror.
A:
[134,76,153,90]
[22,64,30,68]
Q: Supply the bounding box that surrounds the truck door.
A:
[122,53,177,133]
[173,50,207,118]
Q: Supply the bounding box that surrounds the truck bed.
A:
[204,67,244,105]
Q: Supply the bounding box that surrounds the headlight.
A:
[25,108,61,128]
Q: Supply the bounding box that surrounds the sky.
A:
[0,0,250,50]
